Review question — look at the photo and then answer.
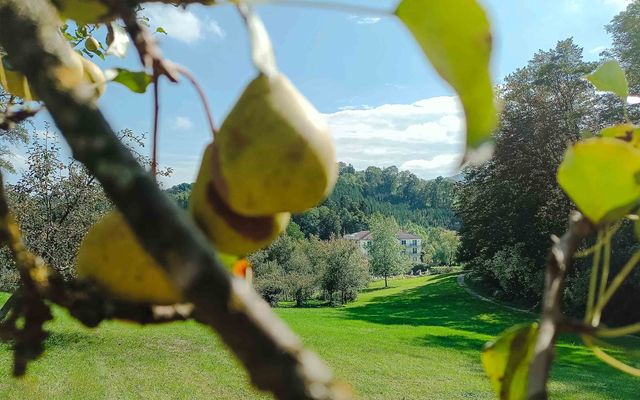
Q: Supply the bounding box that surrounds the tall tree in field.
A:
[607,0,640,91]
[456,39,600,300]
[367,214,408,288]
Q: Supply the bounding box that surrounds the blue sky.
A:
[11,0,633,186]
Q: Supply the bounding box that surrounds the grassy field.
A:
[0,274,638,399]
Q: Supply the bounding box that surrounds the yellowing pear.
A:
[191,143,290,255]
[0,51,85,101]
[77,211,182,305]
[0,55,37,101]
[213,73,337,216]
[85,36,100,53]
[54,0,111,25]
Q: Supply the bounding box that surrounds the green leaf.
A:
[396,0,497,155]
[558,138,640,223]
[156,27,167,35]
[599,123,636,139]
[481,323,538,400]
[105,68,153,94]
[585,60,629,99]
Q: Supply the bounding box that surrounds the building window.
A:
[412,247,417,254]
[412,239,418,246]
[401,240,406,245]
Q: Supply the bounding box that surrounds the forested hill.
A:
[166,163,458,239]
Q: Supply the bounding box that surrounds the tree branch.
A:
[527,212,593,399]
[0,1,348,399]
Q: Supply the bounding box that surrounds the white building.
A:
[345,230,422,264]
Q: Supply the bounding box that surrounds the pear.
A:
[84,36,100,53]
[213,73,337,216]
[77,210,253,304]
[0,51,86,101]
[77,211,182,305]
[190,143,290,255]
[0,57,37,101]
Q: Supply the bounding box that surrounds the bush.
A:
[429,266,462,275]
[471,243,543,301]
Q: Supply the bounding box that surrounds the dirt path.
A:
[456,274,537,316]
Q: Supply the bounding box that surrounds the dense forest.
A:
[456,3,640,325]
[167,162,459,239]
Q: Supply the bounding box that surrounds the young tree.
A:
[320,237,369,305]
[282,247,317,307]
[367,214,409,287]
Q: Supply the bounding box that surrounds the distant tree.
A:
[165,183,192,209]
[430,229,460,266]
[285,221,305,240]
[320,237,369,305]
[607,0,640,92]
[282,247,317,307]
[253,260,285,307]
[367,214,409,287]
[317,206,341,240]
[404,223,460,266]
[0,127,168,285]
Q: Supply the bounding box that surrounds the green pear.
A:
[213,73,337,216]
[190,143,290,256]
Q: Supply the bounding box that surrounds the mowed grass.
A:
[0,275,638,399]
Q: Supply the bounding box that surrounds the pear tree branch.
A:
[0,1,348,399]
[527,212,593,400]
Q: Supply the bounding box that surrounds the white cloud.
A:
[207,20,226,38]
[323,96,465,179]
[173,116,194,130]
[144,5,225,43]
[400,154,460,171]
[348,15,382,25]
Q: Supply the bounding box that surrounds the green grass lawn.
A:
[0,274,637,399]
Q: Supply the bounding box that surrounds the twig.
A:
[0,1,348,399]
[527,212,593,400]
[117,4,179,82]
[0,106,43,130]
[151,74,159,177]
[175,66,217,137]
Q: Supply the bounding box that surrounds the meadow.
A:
[0,274,637,399]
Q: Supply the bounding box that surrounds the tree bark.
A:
[0,1,348,399]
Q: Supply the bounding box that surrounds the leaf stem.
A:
[175,66,217,138]
[585,230,603,322]
[596,322,640,338]
[151,74,159,178]
[581,333,640,376]
[593,248,640,319]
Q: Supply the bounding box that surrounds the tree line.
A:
[456,3,640,324]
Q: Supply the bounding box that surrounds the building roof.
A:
[344,230,421,241]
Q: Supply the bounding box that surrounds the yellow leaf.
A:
[482,323,538,400]
[558,138,640,223]
[396,0,498,156]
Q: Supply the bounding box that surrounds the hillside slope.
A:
[166,163,459,239]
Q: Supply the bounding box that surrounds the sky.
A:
[8,0,635,186]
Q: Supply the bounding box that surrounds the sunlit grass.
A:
[0,275,637,399]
